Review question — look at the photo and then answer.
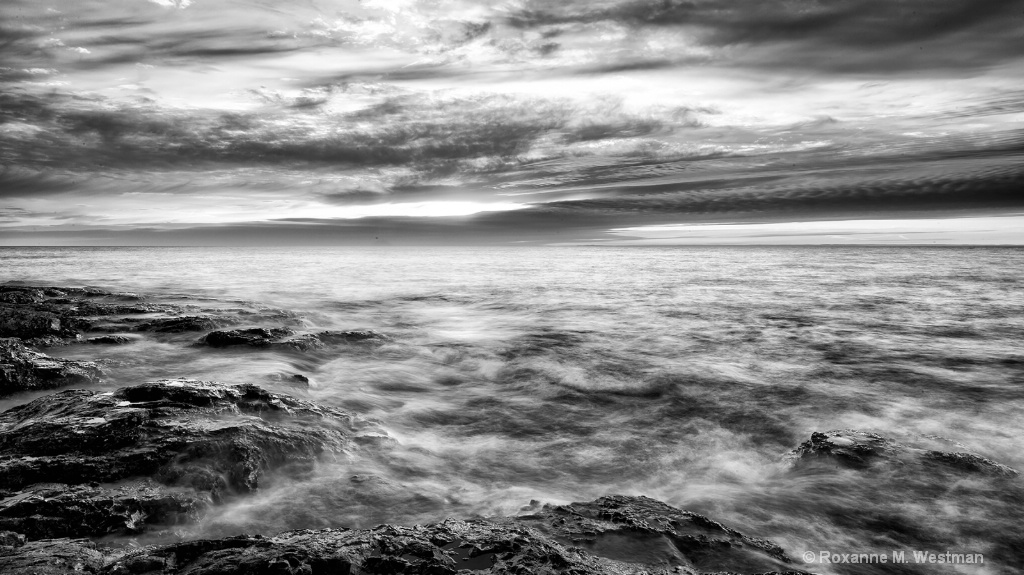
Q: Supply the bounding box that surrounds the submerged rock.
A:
[0,379,370,538]
[791,430,1018,476]
[0,338,105,396]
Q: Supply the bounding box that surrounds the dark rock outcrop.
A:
[921,450,1019,475]
[74,303,176,317]
[199,328,386,352]
[0,537,106,575]
[0,495,800,575]
[203,328,294,348]
[201,329,391,352]
[136,316,220,333]
[0,338,105,396]
[0,285,178,344]
[0,379,373,538]
[791,430,1018,476]
[514,495,792,573]
[0,379,360,495]
[317,330,391,344]
[87,335,133,345]
[0,307,66,339]
[0,288,46,305]
[0,481,205,540]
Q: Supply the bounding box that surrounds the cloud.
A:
[502,0,1024,72]
[1,0,1023,245]
[0,87,707,180]
[544,159,1024,220]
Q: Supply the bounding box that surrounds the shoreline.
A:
[1,283,1019,574]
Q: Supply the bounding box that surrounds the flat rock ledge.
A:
[790,429,1019,477]
[0,379,376,539]
[0,496,805,575]
[200,328,391,351]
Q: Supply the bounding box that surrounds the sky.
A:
[1,0,1023,245]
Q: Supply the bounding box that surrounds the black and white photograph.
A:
[1,0,1023,573]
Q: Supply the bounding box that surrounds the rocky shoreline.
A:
[1,284,1018,574]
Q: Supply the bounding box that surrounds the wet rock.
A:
[0,530,26,547]
[0,288,45,305]
[276,334,324,352]
[136,316,220,333]
[109,293,143,301]
[791,430,1018,476]
[921,450,1019,476]
[203,328,293,348]
[0,379,362,500]
[88,335,133,345]
[516,495,793,573]
[317,330,390,344]
[75,303,176,317]
[0,338,105,396]
[202,329,390,352]
[93,495,800,575]
[0,537,106,575]
[0,285,172,343]
[790,430,898,469]
[0,307,64,339]
[0,481,206,540]
[23,334,83,349]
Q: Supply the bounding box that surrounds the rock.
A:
[277,334,325,352]
[109,293,143,301]
[790,430,1018,476]
[0,285,178,343]
[0,379,376,540]
[0,537,107,575]
[0,308,64,339]
[203,328,293,348]
[202,329,389,352]
[87,335,133,345]
[921,450,1019,477]
[0,530,25,547]
[75,303,174,317]
[0,289,45,305]
[317,330,390,344]
[0,338,105,396]
[0,379,363,502]
[0,481,206,540]
[93,495,799,575]
[23,335,83,349]
[516,495,793,573]
[136,316,220,333]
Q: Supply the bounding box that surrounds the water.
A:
[3,246,1023,574]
